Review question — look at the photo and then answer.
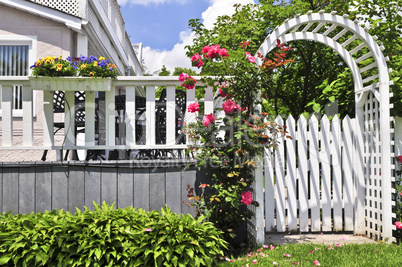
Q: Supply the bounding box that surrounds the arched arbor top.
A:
[255,11,392,106]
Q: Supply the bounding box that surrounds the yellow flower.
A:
[58,55,62,60]
[56,64,63,71]
[94,61,98,67]
[99,56,105,61]
[89,72,94,77]
[80,63,88,69]
[45,59,51,64]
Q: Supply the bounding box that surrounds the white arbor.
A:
[250,11,394,244]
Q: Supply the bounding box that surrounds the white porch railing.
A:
[0,76,216,159]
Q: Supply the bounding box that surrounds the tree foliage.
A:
[186,0,402,118]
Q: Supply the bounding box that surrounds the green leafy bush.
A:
[0,202,227,266]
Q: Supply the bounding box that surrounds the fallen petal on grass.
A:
[313,260,321,266]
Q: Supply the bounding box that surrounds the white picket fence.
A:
[264,114,358,233]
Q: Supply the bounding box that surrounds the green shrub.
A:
[0,202,227,266]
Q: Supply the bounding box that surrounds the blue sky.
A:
[117,0,256,74]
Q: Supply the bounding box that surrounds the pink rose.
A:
[207,44,220,58]
[178,72,189,82]
[395,221,402,229]
[191,53,203,68]
[219,48,229,57]
[219,87,228,97]
[187,102,199,113]
[201,45,210,55]
[202,113,216,127]
[179,74,197,89]
[191,53,201,62]
[241,191,253,205]
[246,52,256,63]
[222,99,239,114]
[195,59,203,68]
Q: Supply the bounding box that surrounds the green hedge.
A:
[0,202,227,266]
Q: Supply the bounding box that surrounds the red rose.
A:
[219,87,228,97]
[241,191,253,205]
[222,99,239,114]
[202,113,216,127]
[187,102,199,113]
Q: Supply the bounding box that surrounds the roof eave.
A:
[0,0,86,32]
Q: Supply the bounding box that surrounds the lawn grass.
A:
[218,243,402,266]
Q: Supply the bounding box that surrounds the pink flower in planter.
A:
[241,191,253,205]
[252,259,258,264]
[313,260,321,266]
[283,253,291,257]
[202,113,216,127]
[144,228,152,232]
[395,221,402,229]
[222,99,240,114]
[188,102,200,113]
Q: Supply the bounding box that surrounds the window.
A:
[0,36,37,117]
[0,45,29,76]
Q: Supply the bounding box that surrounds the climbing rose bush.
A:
[394,155,402,243]
[183,40,292,245]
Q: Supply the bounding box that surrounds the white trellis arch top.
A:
[251,11,394,243]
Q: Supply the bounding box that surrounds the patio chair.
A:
[41,91,101,161]
[107,94,147,160]
[154,89,187,158]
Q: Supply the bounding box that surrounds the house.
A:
[0,0,143,161]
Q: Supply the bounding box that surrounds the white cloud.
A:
[117,0,188,6]
[140,0,255,74]
[201,0,254,30]
[142,31,195,75]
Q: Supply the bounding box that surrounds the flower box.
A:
[29,76,112,91]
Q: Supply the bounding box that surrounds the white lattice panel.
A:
[30,0,79,16]
[363,92,384,240]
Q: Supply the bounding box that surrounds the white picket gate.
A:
[264,115,356,233]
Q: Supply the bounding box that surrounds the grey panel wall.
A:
[0,160,197,215]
